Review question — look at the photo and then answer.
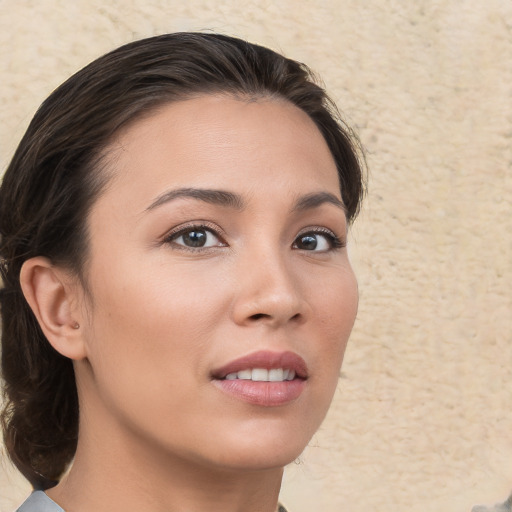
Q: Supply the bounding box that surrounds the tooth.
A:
[286,370,295,381]
[269,368,284,381]
[225,373,238,380]
[237,369,252,380]
[252,368,269,381]
[283,369,289,380]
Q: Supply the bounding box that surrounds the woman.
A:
[0,33,364,512]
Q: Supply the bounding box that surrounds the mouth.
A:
[211,351,308,406]
[224,368,297,382]
[211,350,308,381]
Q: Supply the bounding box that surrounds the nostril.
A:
[248,312,302,323]
[249,313,270,321]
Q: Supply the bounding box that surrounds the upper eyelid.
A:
[296,226,336,236]
[164,225,340,238]
[295,226,345,241]
[160,222,345,247]
[293,226,346,249]
[161,224,227,252]
[161,221,226,242]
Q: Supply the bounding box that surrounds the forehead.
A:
[99,95,341,211]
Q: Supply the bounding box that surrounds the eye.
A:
[293,230,344,252]
[164,225,226,249]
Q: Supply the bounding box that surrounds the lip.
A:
[211,350,308,380]
[211,350,308,407]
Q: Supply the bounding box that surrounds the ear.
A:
[20,256,87,360]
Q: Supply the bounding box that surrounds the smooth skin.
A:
[20,95,358,512]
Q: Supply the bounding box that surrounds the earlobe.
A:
[20,257,87,360]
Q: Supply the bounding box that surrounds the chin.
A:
[211,448,304,473]
[199,424,315,472]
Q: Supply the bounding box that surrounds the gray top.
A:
[18,490,512,512]
[16,492,64,512]
[17,491,289,512]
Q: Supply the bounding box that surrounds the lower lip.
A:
[213,379,306,406]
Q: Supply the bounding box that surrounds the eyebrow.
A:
[146,188,245,211]
[292,191,347,214]
[145,187,346,214]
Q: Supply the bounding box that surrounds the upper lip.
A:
[211,350,308,380]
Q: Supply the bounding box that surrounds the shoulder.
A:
[472,493,512,512]
[16,491,65,512]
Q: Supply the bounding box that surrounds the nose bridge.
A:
[232,238,305,326]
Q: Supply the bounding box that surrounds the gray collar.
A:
[17,491,65,512]
[17,490,289,512]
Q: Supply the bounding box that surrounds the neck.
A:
[47,408,284,512]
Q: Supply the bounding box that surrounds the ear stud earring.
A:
[72,322,80,329]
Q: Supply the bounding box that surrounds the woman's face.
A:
[77,95,358,471]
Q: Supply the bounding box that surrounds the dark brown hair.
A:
[0,32,365,490]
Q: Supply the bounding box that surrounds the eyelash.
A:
[294,228,346,252]
[162,223,345,252]
[162,222,227,252]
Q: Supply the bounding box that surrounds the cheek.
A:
[81,258,228,390]
[310,265,358,379]
[79,273,211,432]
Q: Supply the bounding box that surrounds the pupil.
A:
[300,235,317,250]
[184,230,206,247]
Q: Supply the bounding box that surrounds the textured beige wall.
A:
[1,1,511,511]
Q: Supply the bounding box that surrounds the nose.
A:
[230,248,307,328]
